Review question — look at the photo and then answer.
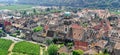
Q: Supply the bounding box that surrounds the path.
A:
[8,42,16,55]
[40,47,43,55]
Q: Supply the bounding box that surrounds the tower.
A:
[63,12,72,33]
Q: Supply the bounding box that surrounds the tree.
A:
[97,50,110,55]
[46,8,50,12]
[33,9,37,14]
[46,39,53,45]
[48,44,58,55]
[72,50,84,55]
[0,29,3,33]
[33,26,43,32]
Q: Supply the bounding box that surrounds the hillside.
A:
[1,0,120,9]
[17,0,120,8]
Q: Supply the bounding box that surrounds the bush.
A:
[46,39,53,45]
[10,33,17,37]
[72,50,84,55]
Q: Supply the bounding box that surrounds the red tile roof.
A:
[93,21,102,30]
[72,24,82,29]
[74,40,88,51]
[4,21,11,26]
[44,25,49,30]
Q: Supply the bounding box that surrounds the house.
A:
[3,21,12,33]
[58,46,69,55]
[46,30,55,37]
[32,33,46,43]
[84,48,98,55]
[113,42,120,55]
[71,24,84,40]
[95,40,108,48]
[74,40,88,51]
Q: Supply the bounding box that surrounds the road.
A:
[1,34,23,43]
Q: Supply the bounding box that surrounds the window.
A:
[74,33,76,35]
[79,34,80,36]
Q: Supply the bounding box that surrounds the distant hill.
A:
[2,0,120,9]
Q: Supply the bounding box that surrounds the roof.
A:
[71,24,82,29]
[44,25,49,30]
[95,40,108,48]
[74,40,88,51]
[85,49,98,54]
[64,12,71,17]
[58,46,68,54]
[114,42,120,49]
[93,22,103,30]
[4,21,11,26]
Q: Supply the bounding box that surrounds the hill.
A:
[1,0,120,9]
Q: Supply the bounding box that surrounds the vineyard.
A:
[0,39,13,55]
[0,38,46,55]
[12,41,40,55]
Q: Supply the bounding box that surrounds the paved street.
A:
[1,34,23,42]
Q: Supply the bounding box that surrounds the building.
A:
[71,24,84,40]
[74,40,88,51]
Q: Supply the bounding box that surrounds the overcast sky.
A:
[0,0,17,1]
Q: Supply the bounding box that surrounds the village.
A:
[0,7,120,55]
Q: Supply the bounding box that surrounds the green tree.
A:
[97,50,110,55]
[46,8,50,12]
[46,39,53,45]
[0,29,3,33]
[33,26,43,32]
[72,50,84,55]
[48,44,58,55]
[33,9,37,14]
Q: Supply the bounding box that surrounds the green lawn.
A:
[12,41,40,55]
[0,5,33,10]
[0,39,13,55]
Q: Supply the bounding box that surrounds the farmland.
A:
[111,11,120,14]
[0,38,46,55]
[0,39,13,55]
[12,41,40,55]
[0,4,33,10]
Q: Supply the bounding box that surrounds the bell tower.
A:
[63,12,72,33]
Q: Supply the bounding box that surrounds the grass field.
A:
[0,4,33,10]
[110,10,120,15]
[12,41,40,55]
[111,12,120,14]
[0,39,13,55]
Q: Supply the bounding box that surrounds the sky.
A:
[0,0,16,2]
